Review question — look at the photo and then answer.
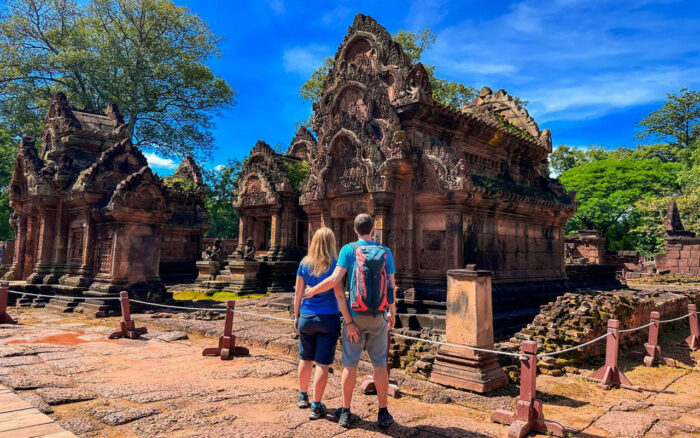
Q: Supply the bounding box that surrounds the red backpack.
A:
[347,242,389,316]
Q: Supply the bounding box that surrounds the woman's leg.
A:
[311,363,330,402]
[298,359,314,393]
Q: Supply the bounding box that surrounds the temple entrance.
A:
[343,219,355,245]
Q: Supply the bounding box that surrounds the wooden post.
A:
[0,283,16,324]
[586,319,638,390]
[202,300,249,360]
[108,291,147,340]
[686,304,700,351]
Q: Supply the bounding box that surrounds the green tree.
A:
[635,88,700,163]
[0,129,15,240]
[560,158,682,254]
[0,0,234,160]
[299,29,482,111]
[203,159,242,239]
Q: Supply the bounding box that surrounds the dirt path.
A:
[1,307,699,437]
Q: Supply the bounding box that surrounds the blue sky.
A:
[145,0,700,174]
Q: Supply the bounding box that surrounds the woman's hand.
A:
[294,315,300,332]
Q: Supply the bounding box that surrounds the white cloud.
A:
[321,6,352,26]
[282,44,330,76]
[214,164,225,171]
[423,0,700,123]
[144,152,177,170]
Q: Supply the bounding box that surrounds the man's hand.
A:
[294,315,299,332]
[345,321,360,343]
[303,285,316,299]
[387,312,395,330]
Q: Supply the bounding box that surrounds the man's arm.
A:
[333,283,359,342]
[305,265,347,297]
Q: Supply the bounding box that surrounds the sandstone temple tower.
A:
[5,92,206,312]
[233,14,575,327]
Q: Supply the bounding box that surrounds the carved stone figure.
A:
[242,238,256,260]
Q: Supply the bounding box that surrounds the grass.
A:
[173,290,269,302]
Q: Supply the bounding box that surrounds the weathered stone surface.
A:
[227,359,296,378]
[0,345,35,357]
[16,390,54,414]
[0,354,41,367]
[150,330,189,342]
[59,417,100,435]
[649,420,700,436]
[1,371,73,389]
[128,406,223,436]
[594,411,657,437]
[90,404,161,426]
[36,387,97,405]
[123,390,180,404]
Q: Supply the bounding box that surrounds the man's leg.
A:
[372,365,389,407]
[341,366,357,409]
[312,364,330,403]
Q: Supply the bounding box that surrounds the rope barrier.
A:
[538,332,611,358]
[619,321,654,334]
[9,290,121,300]
[3,290,695,361]
[659,313,691,324]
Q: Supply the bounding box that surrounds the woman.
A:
[294,227,354,420]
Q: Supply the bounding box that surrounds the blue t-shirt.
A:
[297,259,340,315]
[337,240,396,317]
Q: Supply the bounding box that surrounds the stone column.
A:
[445,212,463,270]
[429,268,507,393]
[235,216,246,255]
[4,215,26,280]
[27,207,57,284]
[268,206,281,256]
[331,218,342,250]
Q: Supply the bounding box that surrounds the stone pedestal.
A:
[196,260,222,282]
[224,259,266,294]
[429,268,507,393]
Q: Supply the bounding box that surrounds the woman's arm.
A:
[294,275,305,331]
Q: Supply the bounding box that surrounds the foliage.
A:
[173,290,268,301]
[0,128,16,240]
[297,28,525,113]
[635,88,700,163]
[202,159,242,238]
[559,158,682,255]
[550,144,681,176]
[282,159,309,191]
[0,0,235,160]
[162,176,198,193]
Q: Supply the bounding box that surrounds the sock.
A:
[312,401,322,409]
[342,407,351,414]
[299,391,308,397]
[378,407,389,415]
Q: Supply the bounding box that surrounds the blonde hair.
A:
[303,227,337,277]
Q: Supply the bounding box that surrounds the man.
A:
[304,213,397,429]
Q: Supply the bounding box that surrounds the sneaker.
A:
[334,407,353,428]
[377,409,394,428]
[309,402,327,420]
[297,393,310,409]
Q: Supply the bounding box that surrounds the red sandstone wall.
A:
[656,238,700,275]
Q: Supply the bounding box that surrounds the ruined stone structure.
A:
[299,15,574,301]
[5,93,205,312]
[565,230,606,264]
[655,200,700,275]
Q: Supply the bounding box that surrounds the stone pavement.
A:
[0,306,699,437]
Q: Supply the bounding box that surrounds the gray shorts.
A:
[342,314,388,368]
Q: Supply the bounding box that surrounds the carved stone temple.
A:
[5,92,206,314]
[230,14,576,329]
[199,134,313,292]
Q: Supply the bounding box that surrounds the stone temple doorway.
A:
[342,219,356,246]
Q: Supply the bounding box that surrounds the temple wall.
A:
[656,237,700,275]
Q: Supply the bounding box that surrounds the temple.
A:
[230,14,576,328]
[5,92,206,314]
